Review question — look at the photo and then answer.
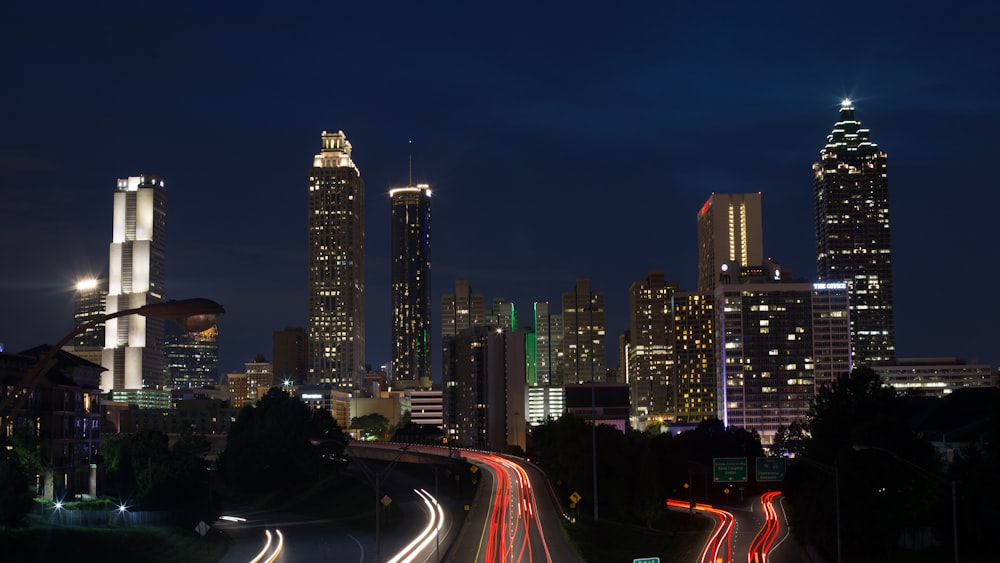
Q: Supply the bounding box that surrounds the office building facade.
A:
[533,302,563,387]
[874,358,994,399]
[273,327,308,384]
[442,325,526,452]
[672,291,717,422]
[627,271,680,422]
[717,280,851,444]
[697,193,764,293]
[814,101,895,366]
[307,131,366,389]
[102,175,167,393]
[164,322,219,388]
[390,184,432,386]
[562,279,606,384]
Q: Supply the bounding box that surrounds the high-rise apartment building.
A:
[533,302,563,387]
[307,131,366,389]
[102,175,167,393]
[390,183,432,386]
[814,101,895,366]
[672,291,716,422]
[697,193,764,292]
[441,280,485,338]
[273,327,308,384]
[246,354,273,401]
[562,279,606,384]
[164,323,219,388]
[627,271,680,423]
[74,279,107,349]
[487,298,517,330]
[442,325,526,451]
[716,279,851,444]
[70,278,107,366]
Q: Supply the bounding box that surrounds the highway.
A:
[668,491,791,563]
[667,499,735,563]
[461,450,552,563]
[214,466,454,563]
[217,442,578,562]
[351,443,580,562]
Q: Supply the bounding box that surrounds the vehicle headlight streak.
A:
[388,488,445,563]
[249,529,284,563]
[348,442,554,563]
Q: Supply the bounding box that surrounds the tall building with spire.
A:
[697,193,764,293]
[390,183,432,386]
[814,101,895,366]
[102,175,167,393]
[307,131,366,389]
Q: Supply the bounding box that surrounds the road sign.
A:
[569,491,582,504]
[713,457,748,483]
[633,558,660,563]
[194,521,210,536]
[756,457,786,482]
[470,465,479,474]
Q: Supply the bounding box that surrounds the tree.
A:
[220,388,346,493]
[101,427,215,521]
[351,412,391,441]
[784,367,942,559]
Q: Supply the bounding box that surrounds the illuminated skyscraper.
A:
[717,280,851,444]
[307,131,366,389]
[627,271,679,423]
[533,302,563,387]
[561,278,606,384]
[814,101,895,366]
[102,175,166,393]
[486,298,517,330]
[672,291,716,422]
[697,193,764,292]
[164,323,219,388]
[390,183,431,386]
[441,280,485,339]
[70,278,107,366]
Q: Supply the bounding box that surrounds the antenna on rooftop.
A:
[408,139,413,186]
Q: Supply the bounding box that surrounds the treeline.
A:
[527,416,765,528]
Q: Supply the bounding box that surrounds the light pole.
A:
[343,444,412,563]
[1,298,224,430]
[792,456,841,563]
[853,444,958,563]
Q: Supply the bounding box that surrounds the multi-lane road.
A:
[219,444,803,563]
[216,443,580,562]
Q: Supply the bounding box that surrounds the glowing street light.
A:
[0,298,225,429]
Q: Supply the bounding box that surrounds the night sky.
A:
[2,2,998,378]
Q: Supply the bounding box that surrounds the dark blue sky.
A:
[2,1,998,377]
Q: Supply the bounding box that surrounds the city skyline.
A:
[2,2,998,377]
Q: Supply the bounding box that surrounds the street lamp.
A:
[1,298,225,430]
[853,444,958,563]
[791,455,841,563]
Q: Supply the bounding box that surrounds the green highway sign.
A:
[756,457,786,482]
[713,457,748,483]
[633,558,660,563]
